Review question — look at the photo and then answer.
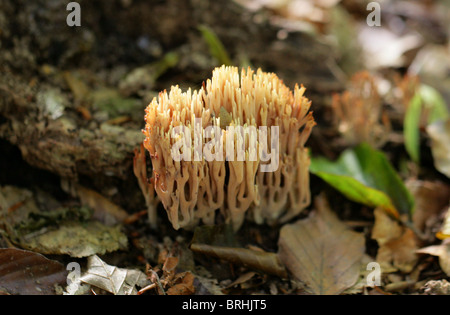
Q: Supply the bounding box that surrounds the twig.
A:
[150,270,166,295]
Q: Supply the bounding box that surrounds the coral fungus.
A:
[332,71,390,148]
[142,66,315,230]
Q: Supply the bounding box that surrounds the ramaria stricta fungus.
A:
[331,71,391,148]
[142,65,315,231]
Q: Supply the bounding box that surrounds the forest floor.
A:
[0,0,449,296]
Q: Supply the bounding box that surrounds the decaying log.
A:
[0,0,342,188]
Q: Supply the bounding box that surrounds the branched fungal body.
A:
[143,66,315,230]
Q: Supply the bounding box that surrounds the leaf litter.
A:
[0,248,68,295]
[1,0,450,296]
[189,224,288,281]
[278,194,365,295]
[75,255,150,295]
[371,207,419,274]
[0,185,128,258]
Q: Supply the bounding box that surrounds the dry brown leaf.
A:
[166,272,195,295]
[0,248,67,295]
[417,239,450,277]
[76,185,129,226]
[376,229,419,274]
[342,254,380,294]
[162,256,179,276]
[140,255,196,295]
[79,255,150,295]
[278,195,365,295]
[371,207,403,245]
[406,179,450,233]
[372,208,419,273]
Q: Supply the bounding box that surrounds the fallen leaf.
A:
[427,118,450,178]
[162,256,179,277]
[376,229,419,274]
[310,143,415,218]
[372,208,419,273]
[371,207,403,245]
[437,207,450,240]
[0,248,67,295]
[76,185,129,226]
[166,272,195,295]
[342,254,380,294]
[417,240,450,277]
[278,195,365,295]
[138,254,196,295]
[79,255,149,295]
[406,180,450,233]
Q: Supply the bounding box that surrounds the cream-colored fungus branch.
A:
[143,66,315,230]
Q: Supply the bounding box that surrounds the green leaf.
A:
[404,92,422,164]
[310,143,415,218]
[420,84,449,124]
[403,84,449,164]
[198,25,232,66]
